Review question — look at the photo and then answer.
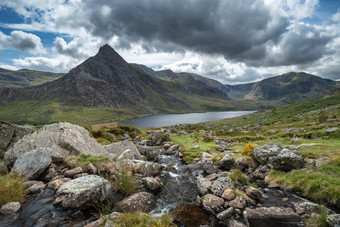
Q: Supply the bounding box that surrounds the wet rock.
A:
[4,122,108,167]
[0,121,34,152]
[27,181,46,194]
[244,207,301,226]
[197,177,212,195]
[104,140,142,160]
[11,148,52,180]
[217,154,235,171]
[245,187,263,201]
[138,146,161,160]
[0,202,21,215]
[228,220,246,227]
[87,163,97,174]
[217,207,234,220]
[47,176,71,190]
[54,175,111,209]
[202,194,224,213]
[211,177,234,196]
[115,192,155,212]
[64,167,83,178]
[229,196,246,209]
[254,143,304,171]
[221,188,235,200]
[327,214,340,226]
[142,177,163,191]
[139,161,162,176]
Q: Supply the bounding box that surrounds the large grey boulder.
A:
[0,121,34,152]
[115,192,155,212]
[244,207,301,226]
[11,148,52,180]
[327,214,340,226]
[211,177,234,196]
[104,140,142,160]
[254,143,304,171]
[217,154,235,171]
[54,175,111,209]
[4,122,108,167]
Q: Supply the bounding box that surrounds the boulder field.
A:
[0,121,339,227]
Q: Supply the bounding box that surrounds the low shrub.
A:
[0,173,26,205]
[241,144,257,159]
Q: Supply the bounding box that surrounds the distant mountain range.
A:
[0,44,338,124]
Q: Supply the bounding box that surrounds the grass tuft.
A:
[229,169,249,186]
[0,173,26,205]
[114,212,174,227]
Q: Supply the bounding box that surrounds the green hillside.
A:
[0,68,64,87]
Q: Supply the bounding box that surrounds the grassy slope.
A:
[169,90,340,206]
[0,69,64,87]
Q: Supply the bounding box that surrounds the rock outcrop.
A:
[0,121,34,152]
[254,143,304,171]
[104,140,142,160]
[4,122,108,167]
[11,148,52,180]
[54,175,111,209]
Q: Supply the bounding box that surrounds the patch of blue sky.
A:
[303,0,340,24]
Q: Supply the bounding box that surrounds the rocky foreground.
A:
[0,121,339,226]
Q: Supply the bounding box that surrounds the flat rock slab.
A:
[11,148,52,180]
[115,192,155,212]
[54,175,111,209]
[244,207,302,227]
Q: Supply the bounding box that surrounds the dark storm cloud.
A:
[76,0,290,64]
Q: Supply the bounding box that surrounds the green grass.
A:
[0,173,26,205]
[113,166,138,195]
[113,212,174,227]
[66,154,109,169]
[229,169,249,185]
[306,207,328,227]
[170,132,219,162]
[268,161,340,206]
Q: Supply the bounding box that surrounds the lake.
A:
[121,111,256,128]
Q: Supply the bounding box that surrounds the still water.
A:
[122,111,255,128]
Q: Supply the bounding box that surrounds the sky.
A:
[0,0,339,84]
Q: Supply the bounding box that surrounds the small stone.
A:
[197,177,212,195]
[221,188,235,200]
[27,181,46,194]
[211,177,234,196]
[193,145,200,149]
[217,207,234,220]
[48,176,71,190]
[282,197,289,201]
[64,167,83,178]
[228,220,246,227]
[229,196,246,209]
[202,194,225,213]
[0,202,21,215]
[142,177,163,191]
[87,163,97,174]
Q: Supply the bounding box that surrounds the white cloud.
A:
[0,30,45,54]
[0,64,18,71]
